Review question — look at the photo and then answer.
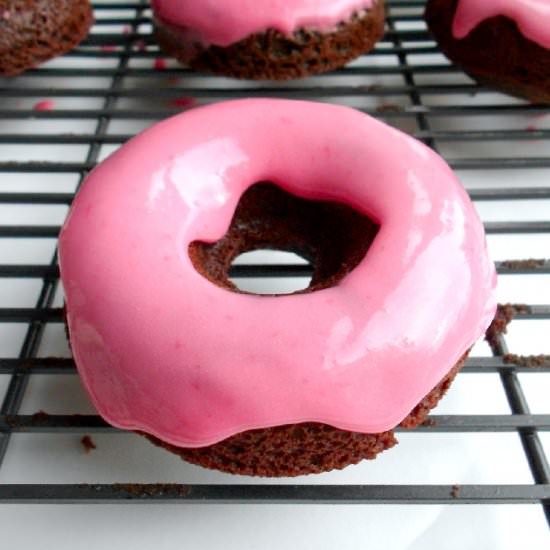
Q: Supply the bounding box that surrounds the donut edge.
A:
[143,353,467,477]
[63,277,467,477]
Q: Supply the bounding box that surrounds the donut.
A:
[0,0,93,77]
[151,0,386,80]
[425,0,550,103]
[59,99,497,476]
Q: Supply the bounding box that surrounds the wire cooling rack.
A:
[0,0,549,542]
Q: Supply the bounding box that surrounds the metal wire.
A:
[0,0,549,525]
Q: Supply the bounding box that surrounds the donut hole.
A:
[230,250,312,294]
[188,182,379,295]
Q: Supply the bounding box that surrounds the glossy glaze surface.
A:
[453,0,550,49]
[151,0,375,46]
[59,99,497,448]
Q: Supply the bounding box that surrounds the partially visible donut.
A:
[425,0,550,103]
[0,0,93,77]
[151,0,386,80]
[59,99,497,476]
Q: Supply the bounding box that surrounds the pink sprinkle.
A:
[171,97,196,109]
[122,25,131,34]
[2,10,11,20]
[33,100,55,111]
[154,58,167,71]
[100,45,116,52]
[526,125,537,132]
[134,39,146,51]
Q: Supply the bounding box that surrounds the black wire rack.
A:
[0,0,549,531]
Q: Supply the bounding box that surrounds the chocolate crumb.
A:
[451,484,460,498]
[32,410,50,425]
[376,103,403,113]
[362,84,382,93]
[500,258,545,270]
[112,483,190,498]
[5,410,50,428]
[81,435,97,453]
[503,354,550,368]
[485,303,528,351]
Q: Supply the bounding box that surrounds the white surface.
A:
[0,2,550,548]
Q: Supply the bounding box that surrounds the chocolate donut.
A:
[151,0,386,80]
[0,0,93,76]
[425,0,550,103]
[59,99,497,476]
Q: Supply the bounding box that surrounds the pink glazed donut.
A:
[425,0,550,103]
[59,99,497,476]
[151,0,386,80]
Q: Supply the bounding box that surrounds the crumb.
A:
[33,100,55,112]
[503,354,550,368]
[134,39,146,51]
[450,484,460,498]
[100,45,116,53]
[32,410,50,425]
[376,103,402,113]
[122,25,131,34]
[112,483,190,497]
[81,435,97,453]
[500,259,545,270]
[154,58,167,70]
[362,84,381,93]
[485,303,517,349]
[485,303,529,353]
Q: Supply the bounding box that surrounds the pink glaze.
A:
[151,0,376,46]
[453,0,550,49]
[154,58,168,70]
[59,99,497,448]
[33,100,55,111]
[171,96,196,109]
